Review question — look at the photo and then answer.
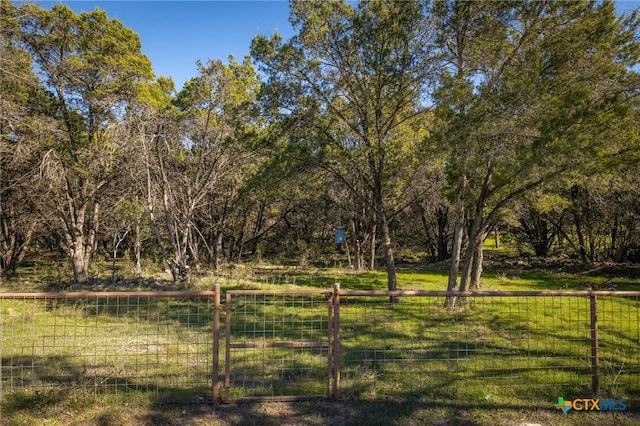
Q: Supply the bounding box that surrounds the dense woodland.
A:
[1,0,639,291]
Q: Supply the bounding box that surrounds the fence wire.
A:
[337,293,640,403]
[224,291,332,400]
[1,292,215,404]
[597,296,640,394]
[1,289,639,405]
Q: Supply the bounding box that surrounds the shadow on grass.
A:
[135,396,640,426]
[3,265,640,425]
[3,350,639,426]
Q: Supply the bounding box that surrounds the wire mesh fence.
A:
[336,291,640,402]
[0,291,216,404]
[1,288,639,406]
[222,288,640,403]
[223,290,333,401]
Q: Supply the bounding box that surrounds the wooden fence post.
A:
[212,284,220,404]
[224,291,232,401]
[327,286,333,397]
[590,294,600,394]
[333,283,341,399]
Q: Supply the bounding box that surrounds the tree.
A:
[17,4,153,283]
[400,168,450,262]
[431,0,640,306]
[180,58,262,272]
[0,0,49,276]
[251,0,435,292]
[508,191,567,258]
[130,58,260,282]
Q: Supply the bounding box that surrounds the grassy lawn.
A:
[1,257,640,425]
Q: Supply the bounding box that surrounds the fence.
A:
[0,291,217,405]
[224,287,640,403]
[334,289,640,402]
[2,287,639,406]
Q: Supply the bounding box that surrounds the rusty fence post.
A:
[590,294,600,394]
[212,284,220,404]
[327,287,334,397]
[224,291,232,401]
[332,283,341,399]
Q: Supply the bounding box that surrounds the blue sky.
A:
[37,1,640,91]
[40,1,294,91]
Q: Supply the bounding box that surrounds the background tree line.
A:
[1,0,639,291]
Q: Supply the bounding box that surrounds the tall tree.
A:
[0,0,50,276]
[131,58,260,282]
[431,0,640,305]
[17,4,153,283]
[251,0,435,292]
[180,58,262,272]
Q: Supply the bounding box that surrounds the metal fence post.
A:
[212,284,220,404]
[332,283,341,399]
[590,294,600,394]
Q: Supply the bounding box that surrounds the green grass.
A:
[1,257,640,425]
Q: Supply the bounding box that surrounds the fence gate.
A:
[223,290,335,401]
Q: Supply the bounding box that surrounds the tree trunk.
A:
[251,202,265,256]
[72,247,89,283]
[369,222,377,271]
[570,186,589,263]
[171,255,189,283]
[470,234,484,289]
[587,228,597,262]
[447,230,463,290]
[146,191,183,283]
[380,218,398,303]
[0,206,36,277]
[214,201,229,271]
[111,229,129,284]
[459,215,484,292]
[350,218,362,271]
[445,177,466,309]
[187,226,200,273]
[574,208,588,263]
[232,209,248,260]
[436,206,449,262]
[64,200,99,284]
[214,230,224,271]
[609,214,618,261]
[134,221,142,277]
[459,166,492,294]
[521,213,552,257]
[417,203,434,260]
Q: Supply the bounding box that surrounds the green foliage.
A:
[3,0,640,280]
[7,2,155,283]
